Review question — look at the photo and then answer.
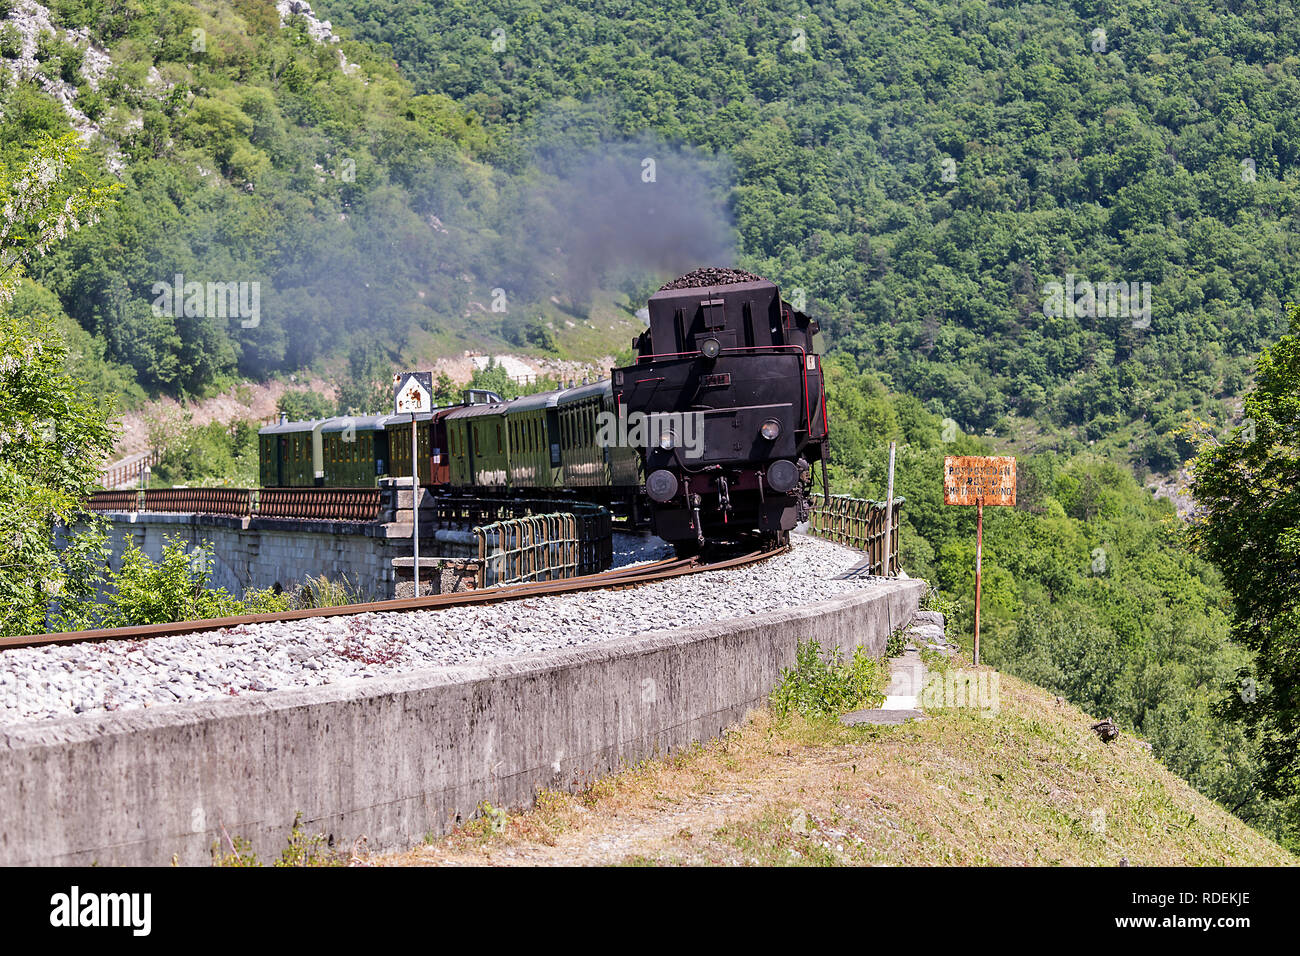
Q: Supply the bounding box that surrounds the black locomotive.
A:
[612,268,830,549]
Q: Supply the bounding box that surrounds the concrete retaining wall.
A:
[87,510,477,601]
[0,578,923,866]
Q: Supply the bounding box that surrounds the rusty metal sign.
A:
[943,456,1016,507]
[393,371,433,415]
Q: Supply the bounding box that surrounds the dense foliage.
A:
[1190,304,1300,806]
[769,640,887,719]
[0,137,118,637]
[87,537,287,627]
[3,0,1298,850]
[149,414,261,486]
[318,0,1300,469]
[6,0,556,399]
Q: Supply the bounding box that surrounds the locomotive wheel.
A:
[672,539,704,559]
[761,530,790,550]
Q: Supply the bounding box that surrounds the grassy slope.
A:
[387,669,1293,866]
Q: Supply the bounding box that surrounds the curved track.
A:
[1,545,786,651]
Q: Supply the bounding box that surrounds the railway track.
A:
[1,545,786,652]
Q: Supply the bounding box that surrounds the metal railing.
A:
[430,497,612,574]
[257,488,383,521]
[97,449,160,490]
[143,488,252,516]
[85,490,141,512]
[84,487,382,522]
[421,497,613,588]
[475,513,583,587]
[808,494,905,575]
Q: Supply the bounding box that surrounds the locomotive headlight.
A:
[658,429,675,450]
[760,419,781,441]
[700,337,721,359]
[767,459,799,493]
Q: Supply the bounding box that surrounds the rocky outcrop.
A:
[0,1,111,142]
[276,1,357,75]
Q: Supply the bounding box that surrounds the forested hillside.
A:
[320,0,1300,471]
[2,0,725,403]
[8,0,1299,468]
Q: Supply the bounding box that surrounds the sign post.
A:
[943,455,1016,665]
[394,371,434,596]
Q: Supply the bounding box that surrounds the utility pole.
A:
[883,441,896,575]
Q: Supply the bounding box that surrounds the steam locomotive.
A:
[258,268,830,550]
[613,268,829,548]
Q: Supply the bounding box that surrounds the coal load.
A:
[658,267,766,291]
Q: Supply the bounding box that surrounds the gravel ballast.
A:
[0,535,884,726]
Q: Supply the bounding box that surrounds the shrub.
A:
[58,42,84,85]
[97,537,288,627]
[274,812,344,867]
[292,573,362,609]
[770,640,887,719]
[33,31,58,61]
[0,25,22,59]
[921,586,962,620]
[277,388,334,421]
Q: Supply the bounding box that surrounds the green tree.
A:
[0,304,118,634]
[432,371,458,406]
[1,135,119,636]
[336,347,393,416]
[277,388,334,421]
[1,133,119,309]
[1190,305,1300,801]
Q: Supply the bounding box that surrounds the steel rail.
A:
[1,546,785,651]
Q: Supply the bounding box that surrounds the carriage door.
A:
[464,419,476,487]
[431,419,449,485]
[546,409,561,468]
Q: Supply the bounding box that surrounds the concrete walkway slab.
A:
[843,641,930,726]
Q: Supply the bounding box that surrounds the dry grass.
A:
[382,669,1296,867]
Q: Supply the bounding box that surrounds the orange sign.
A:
[943,456,1016,506]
